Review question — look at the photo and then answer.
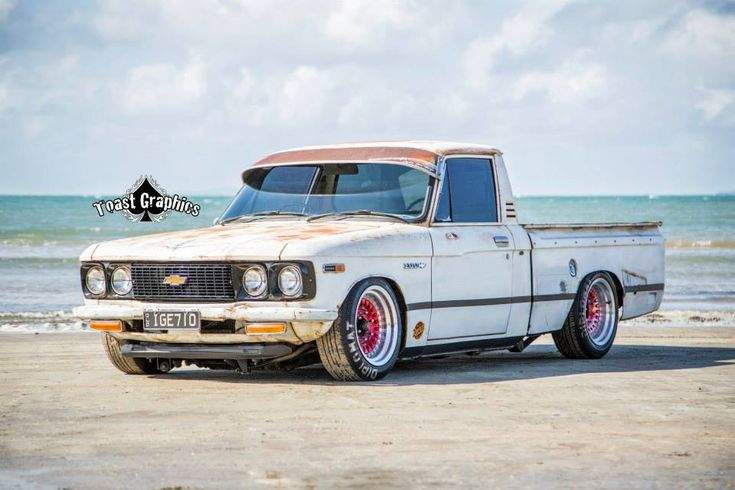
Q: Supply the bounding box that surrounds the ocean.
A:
[1,195,733,332]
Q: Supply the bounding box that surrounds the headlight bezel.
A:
[241,265,268,298]
[84,265,107,297]
[277,264,304,298]
[110,265,133,296]
[234,261,315,301]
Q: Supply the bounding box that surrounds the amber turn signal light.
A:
[322,263,345,273]
[245,323,286,335]
[89,320,123,332]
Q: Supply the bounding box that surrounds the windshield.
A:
[219,163,432,222]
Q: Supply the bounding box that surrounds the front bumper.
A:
[72,301,338,345]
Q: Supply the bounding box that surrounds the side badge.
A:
[568,259,577,277]
[403,262,427,270]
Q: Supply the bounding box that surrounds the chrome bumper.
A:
[72,301,338,344]
[72,302,338,322]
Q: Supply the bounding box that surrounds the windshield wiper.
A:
[218,211,307,225]
[307,210,409,223]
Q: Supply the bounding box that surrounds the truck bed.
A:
[518,221,665,334]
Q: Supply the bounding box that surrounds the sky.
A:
[0,0,733,196]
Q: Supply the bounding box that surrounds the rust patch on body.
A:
[255,146,439,168]
[413,321,425,340]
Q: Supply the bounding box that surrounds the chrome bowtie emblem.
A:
[162,274,188,286]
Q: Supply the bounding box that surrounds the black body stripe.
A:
[405,284,664,311]
[533,293,577,302]
[624,283,664,293]
[406,293,575,311]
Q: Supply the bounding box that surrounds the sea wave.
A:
[665,239,735,249]
[0,310,86,333]
[624,310,735,327]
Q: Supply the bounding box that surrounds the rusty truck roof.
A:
[248,140,502,177]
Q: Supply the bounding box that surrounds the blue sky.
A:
[0,0,733,196]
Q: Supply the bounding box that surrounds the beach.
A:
[1,325,733,488]
[1,194,734,487]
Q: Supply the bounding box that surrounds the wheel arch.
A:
[600,270,625,307]
[573,270,624,306]
[559,270,624,324]
[381,277,408,350]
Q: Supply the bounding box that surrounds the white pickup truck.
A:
[74,141,665,381]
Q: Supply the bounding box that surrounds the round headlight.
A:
[278,265,303,298]
[242,265,267,297]
[85,266,106,296]
[111,266,133,295]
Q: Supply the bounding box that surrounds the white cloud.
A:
[228,64,409,128]
[0,55,84,117]
[0,0,16,22]
[513,53,607,104]
[277,66,334,122]
[119,57,207,115]
[1,2,733,194]
[696,88,735,122]
[462,0,569,88]
[325,0,421,48]
[664,10,735,63]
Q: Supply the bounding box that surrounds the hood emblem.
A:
[162,274,188,286]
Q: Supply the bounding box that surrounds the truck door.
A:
[427,157,514,341]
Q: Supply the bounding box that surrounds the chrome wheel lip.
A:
[584,277,616,347]
[354,285,399,367]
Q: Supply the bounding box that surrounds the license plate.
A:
[143,310,200,330]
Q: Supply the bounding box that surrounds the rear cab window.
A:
[434,158,498,223]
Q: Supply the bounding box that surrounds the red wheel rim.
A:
[586,288,602,335]
[583,278,616,347]
[353,285,399,367]
[357,297,381,355]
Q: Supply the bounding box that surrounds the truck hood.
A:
[82,220,413,262]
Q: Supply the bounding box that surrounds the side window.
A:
[434,158,498,223]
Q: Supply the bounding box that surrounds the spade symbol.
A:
[127,177,166,222]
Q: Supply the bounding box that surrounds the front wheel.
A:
[102,333,163,375]
[317,279,403,381]
[553,272,619,359]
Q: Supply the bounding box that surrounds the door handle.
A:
[446,232,459,240]
[493,235,510,247]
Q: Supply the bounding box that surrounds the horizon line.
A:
[0,192,732,198]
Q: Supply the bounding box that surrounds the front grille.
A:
[131,263,234,301]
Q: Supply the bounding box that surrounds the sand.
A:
[0,326,733,489]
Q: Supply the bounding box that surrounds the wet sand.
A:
[1,326,733,489]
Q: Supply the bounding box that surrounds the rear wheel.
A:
[317,279,402,381]
[102,333,163,375]
[553,272,619,359]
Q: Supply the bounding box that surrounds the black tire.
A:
[102,334,162,375]
[317,278,403,381]
[553,272,619,359]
